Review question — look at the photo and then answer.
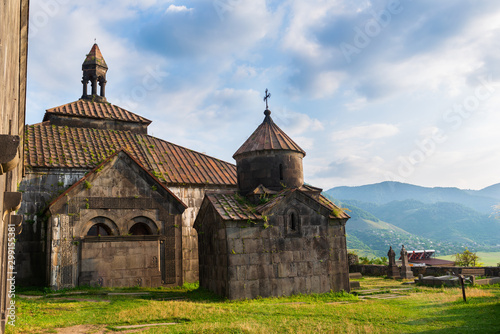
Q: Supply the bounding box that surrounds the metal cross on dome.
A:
[263,88,271,109]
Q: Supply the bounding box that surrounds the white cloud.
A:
[166,5,192,13]
[332,123,400,141]
[25,0,500,190]
[273,109,324,136]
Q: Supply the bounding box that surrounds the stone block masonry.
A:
[196,190,351,300]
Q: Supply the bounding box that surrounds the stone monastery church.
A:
[18,44,351,295]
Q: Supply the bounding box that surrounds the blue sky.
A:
[26,0,500,190]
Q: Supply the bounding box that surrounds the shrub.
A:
[453,248,481,267]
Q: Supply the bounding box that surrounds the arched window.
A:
[128,216,159,235]
[129,223,152,235]
[84,216,118,237]
[290,212,297,231]
[290,213,296,231]
[279,164,284,181]
[87,223,112,236]
[287,208,300,235]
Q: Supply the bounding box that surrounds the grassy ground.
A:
[437,251,500,266]
[6,278,500,333]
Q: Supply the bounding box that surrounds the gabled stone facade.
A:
[47,150,186,289]
[194,107,351,300]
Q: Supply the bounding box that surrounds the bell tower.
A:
[81,43,108,102]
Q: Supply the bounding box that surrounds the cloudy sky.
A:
[26,0,500,190]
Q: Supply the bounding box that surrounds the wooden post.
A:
[459,274,467,302]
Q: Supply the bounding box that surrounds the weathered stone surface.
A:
[1,1,29,332]
[32,152,187,290]
[196,190,351,300]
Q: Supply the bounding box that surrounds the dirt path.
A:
[55,325,145,334]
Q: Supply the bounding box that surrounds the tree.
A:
[453,248,480,267]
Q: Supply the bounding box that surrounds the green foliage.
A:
[151,185,157,191]
[259,194,269,204]
[454,248,481,267]
[83,180,92,189]
[358,256,388,265]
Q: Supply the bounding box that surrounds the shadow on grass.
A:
[407,295,500,333]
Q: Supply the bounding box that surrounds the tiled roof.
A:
[25,123,237,186]
[233,110,306,158]
[206,192,261,221]
[206,189,350,221]
[318,195,351,219]
[83,43,107,68]
[44,99,151,124]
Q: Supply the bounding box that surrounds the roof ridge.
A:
[44,100,152,124]
[26,123,237,186]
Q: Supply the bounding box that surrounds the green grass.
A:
[437,251,500,266]
[6,279,500,333]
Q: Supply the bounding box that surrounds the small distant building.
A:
[401,250,455,267]
[194,107,351,300]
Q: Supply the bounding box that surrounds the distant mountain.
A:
[326,196,447,257]
[324,182,500,257]
[326,181,500,214]
[341,199,500,247]
[474,183,500,201]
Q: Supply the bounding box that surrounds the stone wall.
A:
[46,114,148,134]
[79,237,162,287]
[17,168,87,285]
[18,168,236,286]
[350,264,500,277]
[168,185,236,283]
[44,152,185,290]
[235,151,304,195]
[0,0,29,332]
[197,193,350,300]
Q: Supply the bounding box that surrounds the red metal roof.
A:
[25,123,237,186]
[409,259,456,266]
[44,99,151,124]
[233,110,306,158]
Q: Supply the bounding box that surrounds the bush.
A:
[454,248,481,267]
[359,256,388,265]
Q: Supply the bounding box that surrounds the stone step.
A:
[349,272,363,279]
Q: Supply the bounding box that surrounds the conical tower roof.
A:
[233,109,305,158]
[83,43,107,68]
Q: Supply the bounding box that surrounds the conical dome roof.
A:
[83,43,107,68]
[233,109,306,158]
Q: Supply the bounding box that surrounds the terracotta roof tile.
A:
[25,123,237,186]
[233,110,305,158]
[83,43,107,68]
[206,192,261,221]
[318,195,351,219]
[44,99,151,124]
[206,189,350,221]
